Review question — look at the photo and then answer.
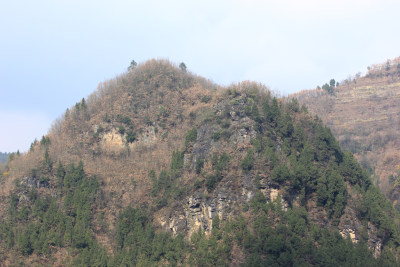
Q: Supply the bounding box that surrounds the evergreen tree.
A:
[179,62,187,72]
[56,161,65,188]
[40,148,53,174]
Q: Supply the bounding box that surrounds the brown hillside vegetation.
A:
[292,57,400,208]
[3,59,218,242]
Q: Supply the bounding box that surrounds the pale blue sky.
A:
[1,0,400,152]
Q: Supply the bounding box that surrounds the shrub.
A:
[159,106,169,118]
[145,117,153,126]
[194,179,203,189]
[201,95,212,103]
[185,128,198,147]
[241,149,254,172]
[212,152,229,172]
[213,131,221,141]
[220,120,230,129]
[220,129,231,140]
[170,149,184,172]
[126,130,137,143]
[195,158,205,174]
[118,126,125,135]
[189,112,196,121]
[206,175,218,191]
[122,116,132,125]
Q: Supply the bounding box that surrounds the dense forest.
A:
[1,60,400,266]
[1,161,397,266]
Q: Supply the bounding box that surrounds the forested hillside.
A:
[1,60,400,266]
[292,57,400,210]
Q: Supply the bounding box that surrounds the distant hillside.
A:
[292,57,400,209]
[1,59,400,265]
[0,152,11,164]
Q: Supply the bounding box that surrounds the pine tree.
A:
[40,148,53,175]
[56,161,65,188]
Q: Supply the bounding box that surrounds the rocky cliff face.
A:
[164,181,383,257]
[99,125,157,153]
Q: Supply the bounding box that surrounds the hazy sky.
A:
[1,0,400,152]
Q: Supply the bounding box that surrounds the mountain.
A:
[0,152,11,164]
[292,57,400,210]
[1,59,400,266]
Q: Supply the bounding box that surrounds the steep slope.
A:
[1,60,400,266]
[292,57,400,209]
